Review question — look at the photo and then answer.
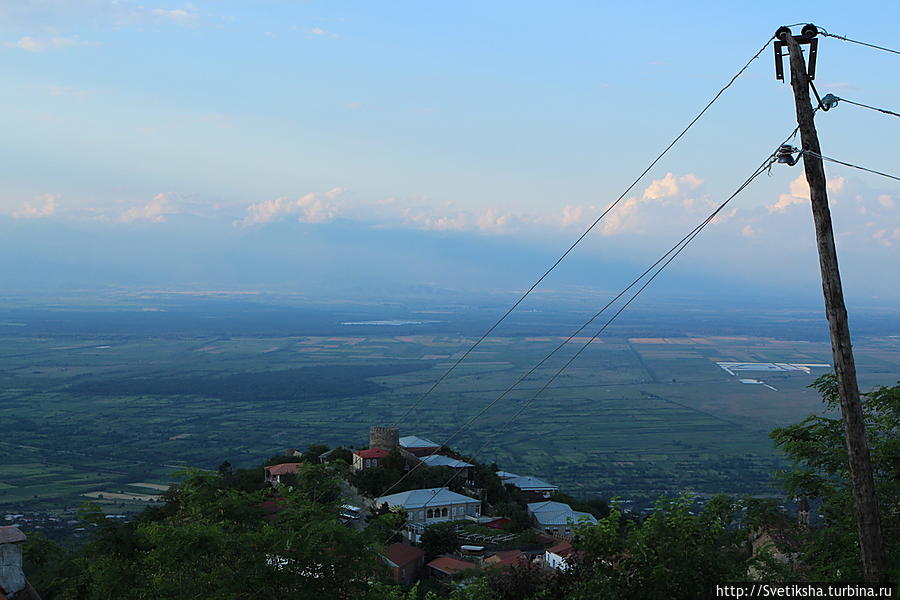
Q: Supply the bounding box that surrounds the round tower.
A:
[369,426,399,450]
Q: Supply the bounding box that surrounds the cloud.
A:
[596,172,706,235]
[768,175,811,213]
[3,35,99,52]
[150,5,200,24]
[769,174,869,213]
[238,188,346,226]
[741,224,756,238]
[12,194,58,219]
[306,26,336,37]
[642,173,703,201]
[873,229,892,247]
[120,193,178,223]
[878,194,895,209]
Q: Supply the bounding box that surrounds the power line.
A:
[819,28,900,56]
[830,96,900,119]
[390,33,778,429]
[376,133,796,541]
[800,149,900,182]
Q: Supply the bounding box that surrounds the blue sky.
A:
[1,1,898,302]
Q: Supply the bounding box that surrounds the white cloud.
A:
[741,224,756,238]
[3,35,99,52]
[120,193,178,223]
[12,194,58,219]
[768,174,810,213]
[873,229,892,248]
[150,6,199,23]
[878,194,895,209]
[238,188,346,226]
[642,172,702,201]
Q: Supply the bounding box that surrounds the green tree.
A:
[771,376,899,582]
[419,522,460,559]
[45,468,384,600]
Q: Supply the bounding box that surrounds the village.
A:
[262,426,596,587]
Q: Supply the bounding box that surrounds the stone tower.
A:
[369,426,399,450]
[0,526,27,599]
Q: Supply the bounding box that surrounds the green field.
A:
[2,321,900,511]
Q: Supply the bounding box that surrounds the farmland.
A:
[2,296,900,514]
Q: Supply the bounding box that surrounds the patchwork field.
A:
[2,302,899,512]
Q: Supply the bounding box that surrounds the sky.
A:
[1,1,899,305]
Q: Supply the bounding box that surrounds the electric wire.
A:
[389,33,778,430]
[800,150,900,182]
[376,131,798,543]
[819,29,900,56]
[831,96,900,119]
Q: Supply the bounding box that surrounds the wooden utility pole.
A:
[779,27,886,583]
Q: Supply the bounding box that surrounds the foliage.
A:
[770,376,900,582]
[25,467,387,600]
[548,492,610,520]
[419,522,461,559]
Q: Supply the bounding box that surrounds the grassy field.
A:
[2,306,899,512]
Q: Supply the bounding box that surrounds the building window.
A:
[441,507,448,517]
[474,505,480,516]
[419,511,424,520]
[426,509,434,519]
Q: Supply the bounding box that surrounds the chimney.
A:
[0,526,27,598]
[798,497,810,529]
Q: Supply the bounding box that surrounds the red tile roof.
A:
[383,543,425,568]
[483,517,511,530]
[427,556,477,576]
[484,549,528,569]
[547,541,575,557]
[264,462,302,476]
[353,448,390,459]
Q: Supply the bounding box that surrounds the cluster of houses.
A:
[352,427,594,585]
[381,540,581,586]
[262,426,599,586]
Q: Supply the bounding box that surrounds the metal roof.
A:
[527,501,597,527]
[420,455,473,469]
[399,435,440,448]
[503,475,558,491]
[376,487,479,509]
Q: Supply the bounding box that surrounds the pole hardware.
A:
[775,144,800,166]
[775,24,819,81]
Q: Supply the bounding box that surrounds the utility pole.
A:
[776,25,886,583]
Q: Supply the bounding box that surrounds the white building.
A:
[528,501,597,538]
[545,541,576,571]
[375,487,481,525]
[497,471,559,498]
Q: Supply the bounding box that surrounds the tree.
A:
[39,469,384,600]
[771,376,899,582]
[568,496,757,600]
[419,522,460,558]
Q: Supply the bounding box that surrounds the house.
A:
[483,549,528,570]
[375,487,481,526]
[426,556,478,578]
[382,543,425,586]
[497,471,559,499]
[545,541,577,571]
[527,501,597,539]
[263,462,301,485]
[399,435,441,457]
[351,447,390,472]
[420,455,475,484]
